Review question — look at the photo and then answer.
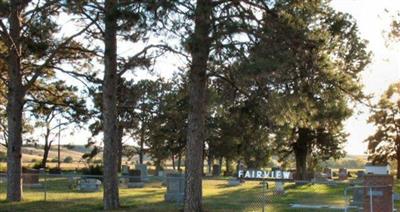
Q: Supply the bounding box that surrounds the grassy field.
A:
[1,177,397,212]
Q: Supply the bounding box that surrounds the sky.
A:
[331,0,400,155]
[134,1,400,156]
[57,1,400,156]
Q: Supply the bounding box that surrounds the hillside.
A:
[0,145,89,163]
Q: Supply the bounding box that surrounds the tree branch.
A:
[23,14,98,92]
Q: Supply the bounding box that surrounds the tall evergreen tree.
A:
[161,1,270,210]
[66,1,170,208]
[0,0,93,201]
[102,0,119,208]
[366,82,400,178]
[209,0,369,180]
[239,1,370,180]
[147,77,188,173]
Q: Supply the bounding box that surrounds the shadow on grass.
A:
[0,180,350,212]
[203,182,347,211]
[0,194,178,212]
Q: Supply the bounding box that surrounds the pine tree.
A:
[367,82,400,178]
[0,0,92,201]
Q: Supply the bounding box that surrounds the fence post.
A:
[392,185,394,212]
[369,187,372,212]
[344,187,348,212]
[43,171,47,201]
[262,180,266,212]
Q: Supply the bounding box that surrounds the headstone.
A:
[164,173,185,203]
[78,178,101,192]
[128,170,141,182]
[339,168,348,181]
[135,164,149,182]
[228,178,243,186]
[274,181,285,195]
[23,169,41,188]
[313,172,329,182]
[312,172,336,185]
[126,169,144,188]
[67,174,79,190]
[271,167,286,192]
[161,170,179,186]
[363,174,393,212]
[212,164,221,176]
[121,165,129,175]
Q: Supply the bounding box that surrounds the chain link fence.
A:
[344,185,395,212]
[0,172,149,202]
[243,181,399,212]
[241,180,392,212]
[0,174,399,211]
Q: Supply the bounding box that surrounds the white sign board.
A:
[238,170,292,180]
[365,164,390,175]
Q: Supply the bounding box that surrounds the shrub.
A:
[51,158,58,163]
[32,162,42,170]
[63,156,73,163]
[82,165,103,175]
[49,167,62,174]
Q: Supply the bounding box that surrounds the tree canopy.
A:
[367,82,400,177]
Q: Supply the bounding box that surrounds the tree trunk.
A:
[202,143,206,176]
[177,152,182,172]
[117,126,123,173]
[225,158,231,176]
[41,147,49,169]
[139,121,145,164]
[397,152,400,180]
[184,1,212,211]
[293,128,312,181]
[41,129,51,169]
[207,150,213,175]
[396,142,400,179]
[207,156,212,175]
[102,0,119,209]
[7,0,24,202]
[155,159,162,173]
[172,155,176,170]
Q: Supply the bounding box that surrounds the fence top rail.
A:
[0,173,194,180]
[345,185,394,189]
[0,172,150,179]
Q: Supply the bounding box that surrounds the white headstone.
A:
[275,181,285,195]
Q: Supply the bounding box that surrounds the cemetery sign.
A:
[238,169,292,180]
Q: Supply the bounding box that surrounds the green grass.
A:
[0,178,398,211]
